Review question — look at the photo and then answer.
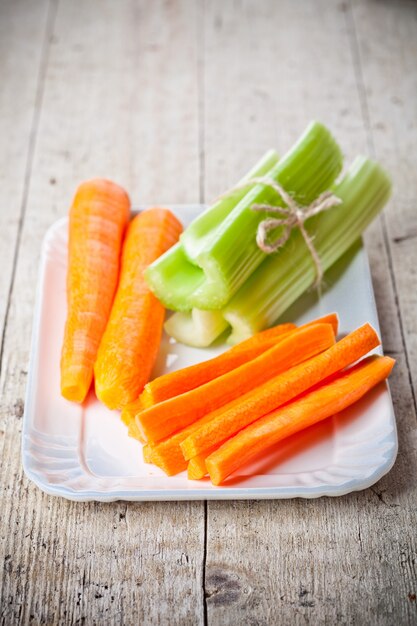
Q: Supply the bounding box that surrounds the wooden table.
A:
[1,1,416,623]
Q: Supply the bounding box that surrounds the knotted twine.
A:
[223,176,342,288]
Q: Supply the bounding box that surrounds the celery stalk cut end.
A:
[164,309,230,348]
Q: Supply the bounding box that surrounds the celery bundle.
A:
[167,156,391,346]
[146,122,343,311]
[144,121,392,347]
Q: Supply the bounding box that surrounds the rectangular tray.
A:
[22,205,397,501]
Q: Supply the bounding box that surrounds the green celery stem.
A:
[146,121,343,311]
[224,156,392,343]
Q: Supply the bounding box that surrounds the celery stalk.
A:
[145,149,279,311]
[181,149,279,261]
[146,121,343,310]
[224,156,392,343]
[164,309,229,348]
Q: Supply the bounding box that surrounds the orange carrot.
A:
[149,420,202,475]
[136,323,336,444]
[94,209,182,410]
[121,398,144,431]
[187,447,217,480]
[60,179,130,403]
[138,315,340,476]
[303,313,338,336]
[128,419,144,443]
[142,444,153,464]
[121,398,143,441]
[139,314,337,410]
[180,323,379,460]
[206,355,395,485]
[138,322,295,409]
[121,411,132,428]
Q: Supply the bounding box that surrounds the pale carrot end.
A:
[121,398,144,425]
[151,451,187,476]
[61,382,89,404]
[120,411,131,428]
[187,445,218,480]
[128,419,145,443]
[140,386,155,409]
[187,457,208,480]
[143,444,153,464]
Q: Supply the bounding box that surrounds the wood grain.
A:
[202,1,417,624]
[0,2,204,625]
[0,0,51,369]
[0,0,416,624]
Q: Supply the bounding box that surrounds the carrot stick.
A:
[136,323,336,444]
[303,313,338,336]
[128,419,145,443]
[121,398,144,429]
[140,316,341,475]
[142,444,153,464]
[187,445,219,480]
[60,179,130,403]
[206,355,395,485]
[149,419,204,475]
[139,314,337,410]
[94,209,182,409]
[138,322,295,409]
[180,323,379,460]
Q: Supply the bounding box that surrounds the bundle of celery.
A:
[146,122,343,311]
[145,122,392,347]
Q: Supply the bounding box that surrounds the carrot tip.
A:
[61,384,86,404]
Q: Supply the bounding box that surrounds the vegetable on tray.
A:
[180,323,380,461]
[223,156,391,344]
[187,448,217,481]
[58,120,394,489]
[94,208,182,410]
[124,316,339,474]
[135,322,336,444]
[144,121,391,347]
[141,321,296,407]
[145,121,343,313]
[122,314,337,432]
[206,355,395,485]
[60,179,130,403]
[131,320,394,484]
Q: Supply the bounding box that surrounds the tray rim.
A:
[22,210,398,502]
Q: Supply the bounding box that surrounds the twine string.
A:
[220,176,342,287]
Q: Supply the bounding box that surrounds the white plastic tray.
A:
[22,206,397,501]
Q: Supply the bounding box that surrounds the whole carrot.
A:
[206,355,395,485]
[94,208,182,410]
[60,179,130,403]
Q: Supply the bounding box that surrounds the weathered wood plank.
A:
[351,0,417,400]
[0,5,53,622]
[0,0,51,363]
[203,1,417,624]
[0,2,204,625]
[1,0,416,624]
